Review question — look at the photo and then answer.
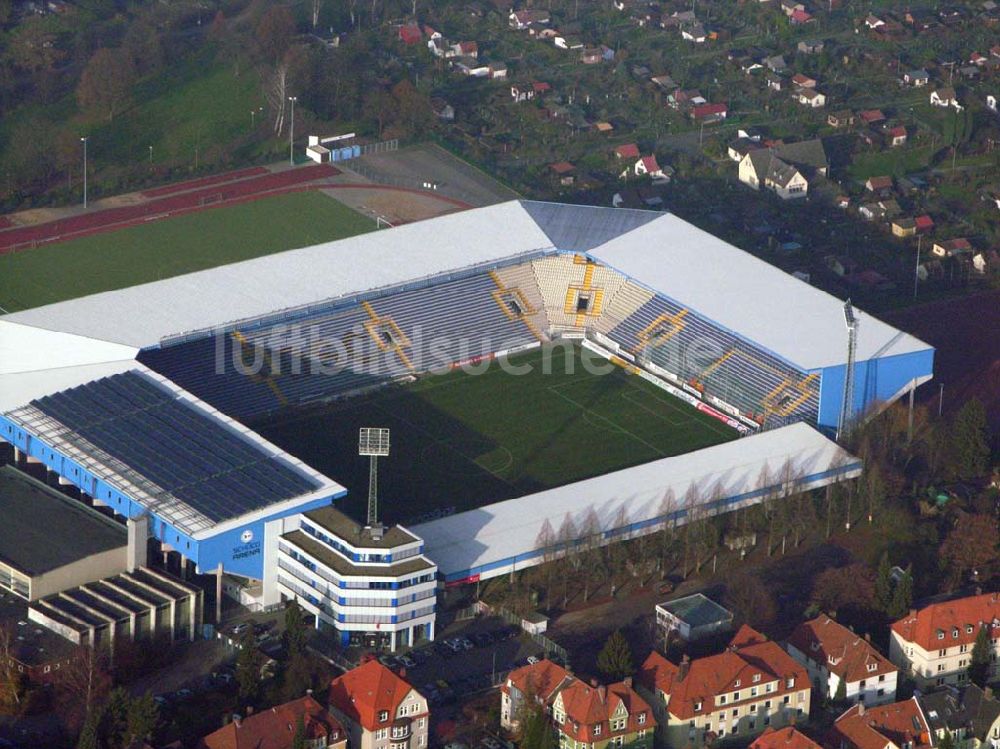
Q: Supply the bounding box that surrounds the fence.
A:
[491,605,569,665]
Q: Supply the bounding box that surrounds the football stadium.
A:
[0,201,934,606]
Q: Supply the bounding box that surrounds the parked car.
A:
[232,622,251,636]
[398,654,417,669]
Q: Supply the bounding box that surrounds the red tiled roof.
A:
[787,615,897,683]
[533,81,552,92]
[792,73,816,86]
[503,659,574,704]
[638,626,808,721]
[692,102,727,118]
[615,143,641,158]
[827,698,932,749]
[859,109,885,122]
[888,126,907,138]
[328,661,423,733]
[199,695,343,749]
[751,726,822,749]
[892,592,1000,650]
[790,9,812,22]
[558,679,653,742]
[915,214,934,230]
[398,24,422,44]
[549,161,576,174]
[640,155,660,172]
[866,176,893,190]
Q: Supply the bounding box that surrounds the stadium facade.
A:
[0,201,932,639]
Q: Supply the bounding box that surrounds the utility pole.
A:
[288,96,298,166]
[938,383,944,417]
[913,234,922,300]
[80,136,89,209]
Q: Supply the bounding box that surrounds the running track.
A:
[0,167,472,254]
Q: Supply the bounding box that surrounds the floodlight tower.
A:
[837,300,859,442]
[359,427,390,540]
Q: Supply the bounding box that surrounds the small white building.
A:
[655,593,733,641]
[786,614,898,705]
[930,88,962,110]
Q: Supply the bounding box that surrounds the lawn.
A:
[846,146,935,180]
[0,191,374,312]
[254,344,737,525]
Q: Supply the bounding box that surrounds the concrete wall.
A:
[29,545,128,601]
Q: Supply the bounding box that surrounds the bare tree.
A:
[557,513,578,607]
[311,0,322,28]
[535,519,557,608]
[0,624,23,708]
[579,507,603,602]
[264,63,289,135]
[55,643,111,731]
[657,489,678,577]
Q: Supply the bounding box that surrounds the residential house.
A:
[637,625,811,747]
[919,684,1000,749]
[796,89,826,108]
[549,161,577,186]
[681,23,708,42]
[892,218,917,238]
[973,250,1000,275]
[826,698,933,749]
[785,615,898,705]
[828,110,856,128]
[614,143,641,160]
[488,62,508,79]
[932,238,973,258]
[501,659,575,731]
[631,155,671,181]
[792,74,817,89]
[554,35,584,50]
[798,39,824,54]
[509,9,549,29]
[197,695,347,749]
[772,139,829,176]
[655,594,733,642]
[931,88,962,110]
[988,95,998,112]
[790,9,814,25]
[328,661,430,749]
[767,73,785,92]
[887,126,907,147]
[552,678,655,749]
[651,74,677,90]
[765,55,788,73]
[865,176,894,195]
[781,0,805,16]
[915,215,935,233]
[904,69,930,86]
[751,727,823,749]
[398,23,422,44]
[859,109,886,125]
[581,47,603,64]
[692,103,728,123]
[865,14,886,30]
[859,199,900,221]
[888,592,1000,689]
[430,98,454,121]
[728,137,765,162]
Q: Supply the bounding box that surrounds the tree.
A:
[940,512,999,587]
[596,630,633,682]
[951,399,991,479]
[363,88,395,138]
[833,676,847,704]
[968,625,992,687]
[939,730,955,749]
[56,644,111,732]
[887,567,913,620]
[0,624,24,709]
[518,697,556,749]
[124,692,159,746]
[255,6,296,63]
[235,630,263,702]
[725,571,777,628]
[812,564,875,615]
[293,713,308,749]
[874,551,894,614]
[77,48,137,121]
[284,600,307,658]
[391,79,434,138]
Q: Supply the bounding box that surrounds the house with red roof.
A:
[197,695,346,749]
[889,592,1000,689]
[859,110,886,125]
[751,726,823,749]
[785,614,898,705]
[398,24,422,45]
[628,155,671,181]
[931,237,973,258]
[614,143,641,160]
[500,659,655,748]
[914,215,935,233]
[637,625,811,747]
[328,661,429,749]
[826,698,933,749]
[887,126,907,147]
[691,102,728,123]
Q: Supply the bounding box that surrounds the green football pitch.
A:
[254,344,738,525]
[0,191,374,313]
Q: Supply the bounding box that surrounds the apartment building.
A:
[637,625,810,748]
[751,726,824,749]
[786,615,897,705]
[826,698,933,749]
[501,659,654,749]
[889,593,1000,690]
[328,660,429,749]
[918,684,1000,749]
[198,694,347,749]
[272,506,437,651]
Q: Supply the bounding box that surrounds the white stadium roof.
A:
[1,200,928,376]
[413,422,860,581]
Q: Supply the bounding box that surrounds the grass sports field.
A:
[0,191,373,312]
[254,344,737,525]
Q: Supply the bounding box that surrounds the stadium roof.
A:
[0,465,126,576]
[2,365,344,537]
[413,423,861,581]
[1,200,929,372]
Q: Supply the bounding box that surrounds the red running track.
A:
[0,217,11,230]
[0,164,340,253]
[140,166,268,198]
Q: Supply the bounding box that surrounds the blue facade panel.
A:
[0,413,343,580]
[816,348,935,428]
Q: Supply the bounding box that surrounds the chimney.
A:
[624,676,633,689]
[598,685,607,703]
[679,655,691,680]
[864,633,871,642]
[975,586,983,596]
[985,687,994,701]
[858,703,866,717]
[591,678,599,688]
[247,706,254,716]
[307,688,314,696]
[399,668,406,680]
[233,714,243,727]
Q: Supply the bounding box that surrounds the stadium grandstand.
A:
[0,200,932,605]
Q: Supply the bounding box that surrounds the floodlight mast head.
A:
[359,428,390,540]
